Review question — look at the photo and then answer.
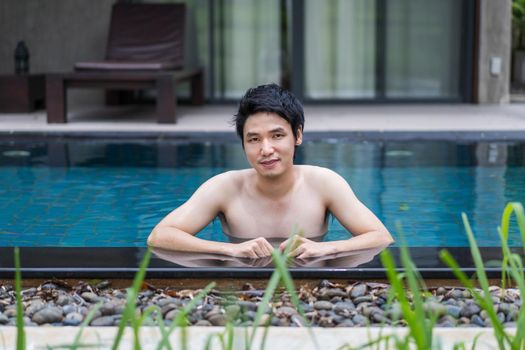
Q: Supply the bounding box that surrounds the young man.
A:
[147,84,394,259]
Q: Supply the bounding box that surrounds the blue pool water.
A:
[1,138,524,247]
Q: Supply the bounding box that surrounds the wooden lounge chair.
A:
[46,3,204,124]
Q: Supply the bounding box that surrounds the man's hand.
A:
[279,236,336,259]
[224,237,274,258]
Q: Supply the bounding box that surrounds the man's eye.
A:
[248,138,259,143]
[273,134,284,139]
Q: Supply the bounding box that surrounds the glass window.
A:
[215,0,282,99]
[385,0,462,98]
[304,0,377,99]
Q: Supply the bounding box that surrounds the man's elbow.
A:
[147,226,161,247]
[381,230,395,246]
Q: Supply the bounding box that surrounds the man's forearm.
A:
[147,225,232,255]
[332,230,394,254]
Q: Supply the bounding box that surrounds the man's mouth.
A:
[259,159,279,168]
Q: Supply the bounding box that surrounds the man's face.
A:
[243,112,302,178]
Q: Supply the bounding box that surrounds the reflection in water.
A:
[151,246,386,269]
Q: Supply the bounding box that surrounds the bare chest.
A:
[220,189,328,239]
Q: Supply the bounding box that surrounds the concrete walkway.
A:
[1,103,525,134]
[0,326,515,349]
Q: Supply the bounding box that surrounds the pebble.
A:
[32,307,63,325]
[41,283,58,291]
[352,314,368,326]
[81,292,101,303]
[460,303,481,318]
[436,287,447,295]
[350,284,367,298]
[438,315,457,327]
[225,304,240,321]
[423,301,447,317]
[321,288,347,299]
[208,313,227,326]
[0,280,520,329]
[313,301,333,311]
[333,301,356,315]
[507,309,519,322]
[448,289,464,300]
[318,316,333,327]
[237,301,257,311]
[446,305,461,318]
[91,315,115,326]
[276,306,298,316]
[353,296,373,304]
[386,303,402,321]
[63,312,84,326]
[165,309,180,321]
[100,302,116,316]
[56,294,74,306]
[471,315,485,327]
[26,301,46,316]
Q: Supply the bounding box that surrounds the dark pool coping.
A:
[3,130,525,142]
[0,247,521,279]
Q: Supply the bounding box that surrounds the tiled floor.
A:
[1,102,525,133]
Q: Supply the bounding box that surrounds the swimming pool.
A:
[1,134,524,248]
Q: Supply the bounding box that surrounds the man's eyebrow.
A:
[245,128,286,137]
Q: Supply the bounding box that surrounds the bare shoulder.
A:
[203,169,250,193]
[299,165,347,185]
[299,165,352,202]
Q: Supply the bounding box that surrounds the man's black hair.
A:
[234,83,305,143]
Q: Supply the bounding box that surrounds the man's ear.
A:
[295,128,303,145]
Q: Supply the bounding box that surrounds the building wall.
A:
[0,0,114,107]
[477,0,511,104]
[0,0,514,106]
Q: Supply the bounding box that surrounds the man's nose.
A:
[260,139,274,155]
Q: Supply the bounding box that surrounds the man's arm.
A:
[281,168,394,258]
[147,172,273,258]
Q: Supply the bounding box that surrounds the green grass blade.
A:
[398,245,431,349]
[248,267,281,348]
[14,247,25,350]
[111,247,152,350]
[500,203,525,251]
[380,249,425,350]
[155,282,215,350]
[439,249,510,349]
[258,318,271,350]
[68,302,103,350]
[501,240,525,349]
[499,202,525,349]
[271,249,319,350]
[134,305,173,350]
[203,333,220,350]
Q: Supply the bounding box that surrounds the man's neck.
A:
[254,166,298,200]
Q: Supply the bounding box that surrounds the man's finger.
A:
[251,244,265,258]
[279,239,289,251]
[289,245,305,257]
[255,238,272,256]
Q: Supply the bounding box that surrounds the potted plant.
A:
[512,0,525,85]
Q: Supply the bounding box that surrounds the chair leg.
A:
[156,75,176,123]
[191,69,205,105]
[46,76,67,123]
